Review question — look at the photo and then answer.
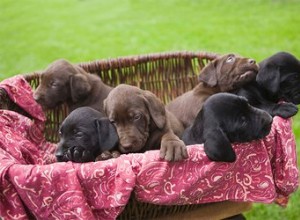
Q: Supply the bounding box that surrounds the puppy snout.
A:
[55,146,65,162]
[248,59,256,65]
[262,111,273,125]
[260,111,273,135]
[33,92,43,103]
[120,142,134,152]
[55,154,65,162]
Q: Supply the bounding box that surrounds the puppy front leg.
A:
[66,146,94,163]
[270,102,298,118]
[160,131,188,161]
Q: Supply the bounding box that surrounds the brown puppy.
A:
[104,84,188,161]
[33,59,112,112]
[166,54,258,128]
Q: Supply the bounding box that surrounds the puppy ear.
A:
[70,74,92,102]
[198,60,218,87]
[103,98,108,115]
[203,127,236,162]
[256,63,280,95]
[141,91,166,129]
[95,118,119,152]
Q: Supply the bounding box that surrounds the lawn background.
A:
[0,0,299,219]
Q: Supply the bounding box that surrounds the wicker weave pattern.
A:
[23,51,219,143]
[78,51,218,102]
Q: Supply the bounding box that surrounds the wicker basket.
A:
[0,51,253,219]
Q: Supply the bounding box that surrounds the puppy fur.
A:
[104,84,188,161]
[234,51,300,118]
[166,54,258,128]
[56,107,119,162]
[182,93,273,162]
[34,59,112,113]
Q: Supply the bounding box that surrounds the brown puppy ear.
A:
[198,59,218,87]
[141,91,166,129]
[70,74,92,102]
[103,98,108,115]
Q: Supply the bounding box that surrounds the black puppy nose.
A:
[56,155,65,162]
[248,59,256,64]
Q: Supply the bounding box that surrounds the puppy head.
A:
[33,59,92,109]
[256,52,300,103]
[198,54,258,91]
[202,93,273,162]
[56,107,118,162]
[104,84,166,153]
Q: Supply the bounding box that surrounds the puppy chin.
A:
[118,143,144,153]
[118,135,148,153]
[231,70,257,89]
[239,70,257,81]
[258,124,272,139]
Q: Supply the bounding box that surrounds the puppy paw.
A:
[66,146,94,162]
[95,150,121,161]
[111,150,121,158]
[204,147,236,162]
[160,134,188,161]
[273,103,298,118]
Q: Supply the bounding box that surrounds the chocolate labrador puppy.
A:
[166,54,258,128]
[182,93,273,162]
[34,59,112,112]
[234,51,300,118]
[104,84,188,161]
[56,107,119,162]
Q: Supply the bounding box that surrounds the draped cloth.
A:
[0,76,298,220]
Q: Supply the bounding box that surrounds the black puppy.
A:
[182,93,273,162]
[56,107,119,162]
[234,52,300,118]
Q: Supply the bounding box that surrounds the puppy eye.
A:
[49,81,58,88]
[110,120,116,124]
[75,131,84,137]
[226,55,235,63]
[133,114,142,121]
[240,116,247,126]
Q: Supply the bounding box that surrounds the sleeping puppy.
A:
[56,107,119,162]
[33,59,112,112]
[166,53,258,128]
[104,84,188,162]
[182,93,273,162]
[234,51,300,118]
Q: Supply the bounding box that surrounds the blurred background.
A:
[0,0,299,219]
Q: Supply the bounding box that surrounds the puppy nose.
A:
[56,155,65,162]
[121,143,132,149]
[248,59,256,64]
[55,149,65,161]
[33,93,41,102]
[120,143,134,152]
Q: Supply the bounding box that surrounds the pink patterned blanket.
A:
[0,76,299,220]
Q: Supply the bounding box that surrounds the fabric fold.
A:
[0,76,299,219]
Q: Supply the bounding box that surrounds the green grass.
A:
[0,0,300,219]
